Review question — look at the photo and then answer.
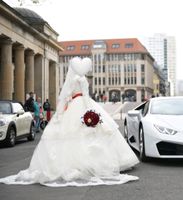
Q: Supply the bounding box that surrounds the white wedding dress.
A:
[0,59,139,187]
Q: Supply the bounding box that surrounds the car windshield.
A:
[150,99,183,115]
[0,102,12,114]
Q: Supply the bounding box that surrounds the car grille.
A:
[157,142,183,155]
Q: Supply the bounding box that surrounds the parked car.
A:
[0,100,35,147]
[124,96,183,161]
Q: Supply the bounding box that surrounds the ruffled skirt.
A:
[0,97,139,186]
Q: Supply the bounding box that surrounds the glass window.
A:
[151,99,183,115]
[112,44,120,48]
[141,64,145,72]
[142,101,150,116]
[109,77,111,85]
[95,78,97,84]
[0,102,12,114]
[81,45,89,50]
[103,78,105,85]
[141,54,145,60]
[99,78,101,85]
[13,103,24,113]
[124,78,127,84]
[103,65,105,72]
[124,64,126,72]
[134,64,137,72]
[67,46,75,51]
[134,77,137,84]
[125,43,133,48]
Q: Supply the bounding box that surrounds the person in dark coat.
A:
[24,92,34,112]
[43,99,51,121]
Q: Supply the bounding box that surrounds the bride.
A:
[0,57,139,187]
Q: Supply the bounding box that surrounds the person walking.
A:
[24,92,34,112]
[43,99,51,121]
[33,97,41,133]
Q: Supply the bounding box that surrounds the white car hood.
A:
[0,114,15,122]
[148,114,183,132]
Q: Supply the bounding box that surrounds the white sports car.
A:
[0,100,35,147]
[124,96,183,161]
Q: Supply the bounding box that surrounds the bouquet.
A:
[81,110,102,127]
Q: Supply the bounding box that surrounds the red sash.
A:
[72,93,83,99]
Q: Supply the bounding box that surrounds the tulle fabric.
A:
[0,96,139,187]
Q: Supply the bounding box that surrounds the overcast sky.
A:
[4,0,183,80]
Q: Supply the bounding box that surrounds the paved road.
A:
[1,103,183,200]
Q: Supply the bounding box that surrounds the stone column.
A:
[44,57,49,99]
[34,54,43,100]
[25,50,34,95]
[14,45,25,103]
[136,89,142,102]
[49,61,56,110]
[0,39,13,100]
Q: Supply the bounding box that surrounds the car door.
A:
[12,103,26,136]
[127,103,145,140]
[137,101,150,147]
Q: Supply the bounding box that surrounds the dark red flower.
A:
[82,110,102,127]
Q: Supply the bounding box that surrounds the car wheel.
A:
[6,126,16,147]
[139,126,148,162]
[40,120,48,130]
[27,123,35,141]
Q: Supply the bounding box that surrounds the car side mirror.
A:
[128,110,141,117]
[16,110,25,116]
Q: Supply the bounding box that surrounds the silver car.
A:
[0,100,35,147]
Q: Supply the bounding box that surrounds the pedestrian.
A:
[0,57,139,187]
[103,95,107,103]
[33,97,41,133]
[24,92,34,112]
[43,99,51,121]
[121,93,125,103]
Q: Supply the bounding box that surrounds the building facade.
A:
[59,38,155,102]
[141,33,176,96]
[0,1,63,109]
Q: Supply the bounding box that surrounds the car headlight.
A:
[0,120,6,126]
[154,124,177,135]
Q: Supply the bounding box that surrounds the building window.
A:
[141,54,145,60]
[98,65,101,73]
[112,43,120,48]
[95,77,97,85]
[81,45,89,50]
[103,65,105,72]
[124,64,126,72]
[134,64,137,72]
[118,65,121,72]
[99,77,101,84]
[141,77,145,84]
[115,77,118,85]
[131,77,133,84]
[128,77,130,84]
[141,64,145,72]
[125,43,133,48]
[124,78,127,84]
[94,65,97,73]
[103,78,105,85]
[67,45,75,50]
[109,77,111,85]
